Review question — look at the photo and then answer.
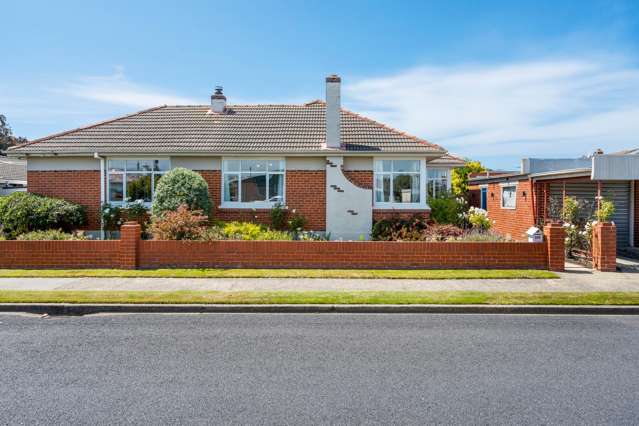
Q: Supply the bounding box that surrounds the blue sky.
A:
[2,0,639,169]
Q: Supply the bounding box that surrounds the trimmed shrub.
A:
[222,221,292,241]
[152,168,211,217]
[429,196,463,226]
[149,204,208,240]
[0,192,86,239]
[17,229,88,241]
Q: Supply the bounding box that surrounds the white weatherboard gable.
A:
[325,156,372,240]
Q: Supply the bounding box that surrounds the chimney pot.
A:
[210,86,227,113]
[325,74,341,149]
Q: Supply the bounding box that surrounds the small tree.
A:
[451,160,485,196]
[152,168,211,217]
[595,198,615,222]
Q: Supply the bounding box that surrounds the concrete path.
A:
[0,262,637,292]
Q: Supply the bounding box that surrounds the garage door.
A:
[548,181,630,249]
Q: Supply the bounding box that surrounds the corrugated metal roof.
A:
[10,102,444,155]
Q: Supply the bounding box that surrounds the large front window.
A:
[374,159,424,206]
[427,168,450,199]
[107,159,169,204]
[222,159,285,207]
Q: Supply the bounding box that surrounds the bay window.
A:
[107,159,169,204]
[427,168,450,199]
[374,159,426,207]
[222,159,285,207]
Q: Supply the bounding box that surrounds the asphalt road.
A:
[2,313,639,425]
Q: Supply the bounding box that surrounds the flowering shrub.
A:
[221,221,292,241]
[422,224,465,241]
[287,209,307,233]
[16,229,89,240]
[595,198,615,222]
[269,203,288,230]
[148,205,208,240]
[467,207,491,231]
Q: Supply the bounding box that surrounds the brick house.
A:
[469,151,639,252]
[8,75,463,239]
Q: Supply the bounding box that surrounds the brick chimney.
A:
[210,86,227,113]
[325,75,341,149]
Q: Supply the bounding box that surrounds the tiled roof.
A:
[0,158,27,182]
[429,153,465,165]
[10,102,444,155]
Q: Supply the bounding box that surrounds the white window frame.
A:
[221,157,286,209]
[373,158,428,209]
[426,167,452,199]
[500,183,517,209]
[106,158,170,206]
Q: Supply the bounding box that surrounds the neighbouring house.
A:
[469,150,639,251]
[8,75,464,239]
[0,158,27,196]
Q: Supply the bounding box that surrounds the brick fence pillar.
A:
[592,222,617,272]
[544,223,565,272]
[120,221,141,269]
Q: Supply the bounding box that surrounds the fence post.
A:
[544,223,565,272]
[592,222,616,272]
[120,221,141,270]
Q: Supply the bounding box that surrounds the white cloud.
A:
[344,58,639,165]
[57,68,199,108]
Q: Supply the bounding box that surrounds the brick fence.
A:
[0,222,568,271]
[592,222,617,272]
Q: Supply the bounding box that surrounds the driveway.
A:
[0,261,637,292]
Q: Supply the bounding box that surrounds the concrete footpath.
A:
[0,263,638,293]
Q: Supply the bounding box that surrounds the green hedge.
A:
[0,192,86,239]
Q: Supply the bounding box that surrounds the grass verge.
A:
[0,269,558,280]
[0,291,637,305]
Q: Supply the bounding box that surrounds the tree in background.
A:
[451,160,485,196]
[0,114,28,154]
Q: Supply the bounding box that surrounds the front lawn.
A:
[0,290,637,305]
[0,268,558,280]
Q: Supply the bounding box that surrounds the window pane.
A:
[224,160,240,172]
[241,160,267,174]
[240,173,266,202]
[427,180,436,199]
[393,174,420,203]
[126,174,152,202]
[108,160,125,173]
[153,173,163,192]
[394,160,420,173]
[268,174,284,202]
[108,174,124,202]
[224,174,239,202]
[267,160,284,172]
[427,168,447,179]
[126,160,154,172]
[154,159,170,171]
[375,160,392,173]
[375,174,391,203]
[502,186,516,208]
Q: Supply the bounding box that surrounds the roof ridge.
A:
[8,105,168,151]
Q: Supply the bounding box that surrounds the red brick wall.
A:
[373,210,431,222]
[139,240,548,270]
[0,221,558,270]
[0,241,120,269]
[28,171,101,229]
[484,180,536,241]
[343,170,373,189]
[196,170,326,230]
